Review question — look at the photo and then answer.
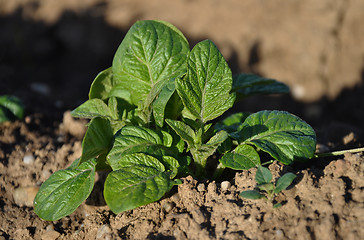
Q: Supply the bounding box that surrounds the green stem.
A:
[191,149,206,178]
[314,147,364,158]
[261,160,274,166]
[212,162,226,179]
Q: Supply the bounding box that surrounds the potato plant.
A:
[34,20,316,221]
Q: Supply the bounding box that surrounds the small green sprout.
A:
[240,165,296,208]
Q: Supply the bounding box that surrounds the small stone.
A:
[221,181,231,191]
[292,84,305,99]
[42,169,51,179]
[23,154,35,164]
[41,230,60,240]
[25,116,32,124]
[275,229,284,237]
[334,159,350,176]
[13,186,39,207]
[46,224,54,231]
[171,192,180,202]
[197,183,205,192]
[162,202,175,213]
[96,224,112,239]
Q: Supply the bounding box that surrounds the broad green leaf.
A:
[238,110,316,164]
[104,165,174,214]
[165,119,196,148]
[71,99,112,119]
[176,40,235,123]
[161,155,180,178]
[107,84,132,103]
[257,183,274,192]
[219,144,260,170]
[89,67,114,100]
[153,78,182,127]
[255,166,272,185]
[67,158,82,170]
[107,126,174,169]
[112,20,189,108]
[161,130,173,147]
[34,159,96,221]
[215,112,251,134]
[67,158,99,171]
[0,95,24,122]
[164,91,184,123]
[81,117,113,164]
[232,73,289,99]
[110,153,165,171]
[239,190,264,200]
[274,173,296,194]
[217,137,233,154]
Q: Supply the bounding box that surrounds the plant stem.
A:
[314,147,364,158]
[212,162,226,179]
[261,160,274,166]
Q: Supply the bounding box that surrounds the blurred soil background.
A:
[0,0,363,239]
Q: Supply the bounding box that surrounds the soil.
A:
[1,1,363,239]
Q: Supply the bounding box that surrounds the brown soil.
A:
[1,1,363,239]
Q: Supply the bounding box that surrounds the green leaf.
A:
[175,40,235,123]
[255,166,272,185]
[238,110,316,164]
[0,95,24,122]
[273,202,283,208]
[153,78,182,127]
[161,130,173,147]
[232,73,289,99]
[215,112,251,134]
[219,144,260,170]
[165,119,196,148]
[112,20,189,108]
[107,126,174,169]
[80,117,113,164]
[89,67,114,100]
[34,159,96,221]
[274,172,296,194]
[239,190,264,200]
[107,84,132,103]
[104,165,174,214]
[257,183,274,192]
[217,137,232,154]
[71,99,112,119]
[161,155,180,178]
[110,153,165,171]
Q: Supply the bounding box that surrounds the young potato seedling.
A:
[34,20,318,221]
[240,165,296,208]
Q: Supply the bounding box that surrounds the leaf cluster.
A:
[34,20,316,221]
[240,166,296,208]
